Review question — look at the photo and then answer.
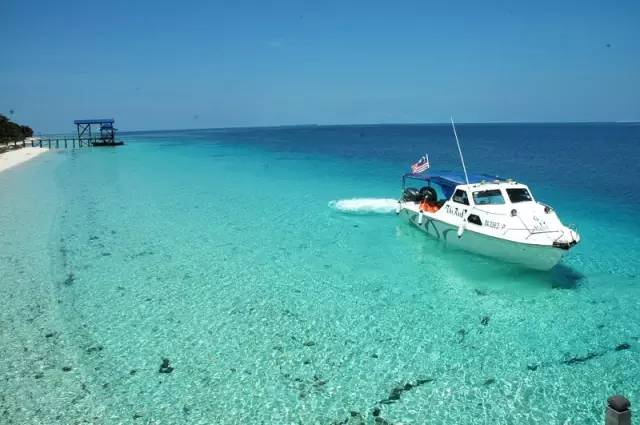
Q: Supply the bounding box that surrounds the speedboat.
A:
[397,171,580,270]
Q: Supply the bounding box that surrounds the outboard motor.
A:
[402,187,423,202]
[419,186,438,203]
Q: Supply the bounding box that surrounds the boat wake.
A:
[328,198,398,214]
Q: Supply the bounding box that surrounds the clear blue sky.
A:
[1,0,639,133]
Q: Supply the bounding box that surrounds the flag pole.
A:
[450,117,470,186]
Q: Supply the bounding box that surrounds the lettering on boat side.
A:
[532,216,549,231]
[444,204,467,218]
[484,220,506,230]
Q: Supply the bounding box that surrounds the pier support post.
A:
[606,395,631,425]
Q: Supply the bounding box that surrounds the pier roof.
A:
[73,119,114,125]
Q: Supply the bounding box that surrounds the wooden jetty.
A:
[1,118,125,150]
[73,118,124,147]
[1,137,122,149]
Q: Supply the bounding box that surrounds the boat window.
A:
[468,214,482,225]
[452,189,469,205]
[473,189,505,205]
[506,188,533,203]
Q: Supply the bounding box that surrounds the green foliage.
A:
[0,114,34,142]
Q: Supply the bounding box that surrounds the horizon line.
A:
[38,119,639,136]
[116,120,639,135]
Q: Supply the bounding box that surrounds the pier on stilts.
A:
[73,118,123,147]
[0,118,125,150]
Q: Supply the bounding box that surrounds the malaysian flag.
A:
[411,154,430,174]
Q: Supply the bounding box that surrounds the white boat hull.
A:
[399,209,566,270]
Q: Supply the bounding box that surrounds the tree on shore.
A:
[0,114,34,142]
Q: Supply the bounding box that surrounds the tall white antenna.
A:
[450,116,470,186]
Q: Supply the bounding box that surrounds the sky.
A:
[1,0,639,133]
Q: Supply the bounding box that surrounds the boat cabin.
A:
[401,171,535,212]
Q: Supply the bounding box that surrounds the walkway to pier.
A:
[32,138,123,148]
[1,138,122,150]
[1,118,124,150]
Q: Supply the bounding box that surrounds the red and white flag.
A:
[411,154,430,174]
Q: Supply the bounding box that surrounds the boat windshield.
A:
[506,188,533,203]
[452,189,469,205]
[473,189,505,205]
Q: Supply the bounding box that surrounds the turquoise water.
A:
[1,124,639,424]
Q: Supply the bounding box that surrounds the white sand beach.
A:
[0,146,48,173]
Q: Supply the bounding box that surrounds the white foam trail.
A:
[328,198,398,214]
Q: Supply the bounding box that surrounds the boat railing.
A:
[526,229,565,241]
[502,227,564,240]
[536,201,555,212]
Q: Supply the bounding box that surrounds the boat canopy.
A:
[402,171,506,199]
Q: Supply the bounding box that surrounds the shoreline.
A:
[0,146,49,173]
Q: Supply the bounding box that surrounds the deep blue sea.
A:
[1,123,639,424]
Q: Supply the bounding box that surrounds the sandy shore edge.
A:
[0,146,49,173]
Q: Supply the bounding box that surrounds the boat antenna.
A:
[450,116,470,186]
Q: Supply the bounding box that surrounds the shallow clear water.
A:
[1,123,639,424]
